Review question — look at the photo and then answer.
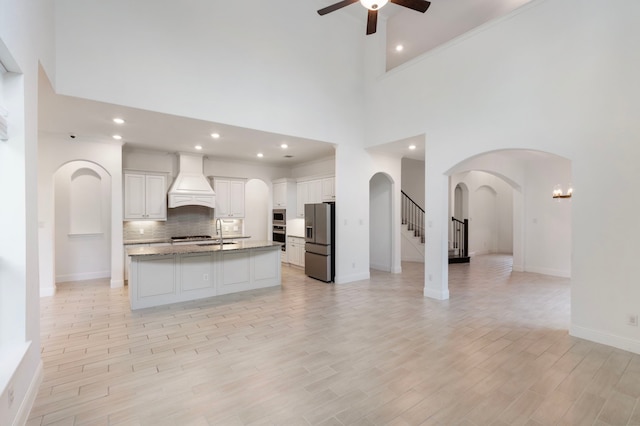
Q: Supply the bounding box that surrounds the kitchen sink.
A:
[197,241,238,246]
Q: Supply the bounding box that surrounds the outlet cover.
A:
[627,314,638,327]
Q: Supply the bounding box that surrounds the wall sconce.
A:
[553,183,573,199]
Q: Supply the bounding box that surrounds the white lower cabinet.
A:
[180,253,215,293]
[125,242,171,282]
[219,251,251,294]
[287,236,305,267]
[125,244,148,282]
[137,255,176,298]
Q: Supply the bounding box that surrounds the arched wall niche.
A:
[53,160,112,284]
[69,168,103,235]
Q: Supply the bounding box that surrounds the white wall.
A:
[291,156,336,179]
[522,155,572,277]
[367,0,639,352]
[401,158,425,209]
[54,0,366,145]
[0,0,55,423]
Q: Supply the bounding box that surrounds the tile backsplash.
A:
[123,206,243,241]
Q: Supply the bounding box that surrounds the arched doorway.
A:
[369,172,394,272]
[446,149,572,279]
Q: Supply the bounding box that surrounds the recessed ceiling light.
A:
[409,144,416,150]
[112,134,122,140]
[257,153,264,158]
[113,118,125,124]
[395,44,404,52]
[281,143,288,149]
[195,145,203,150]
[211,133,220,139]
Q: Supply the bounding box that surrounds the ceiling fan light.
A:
[360,0,388,10]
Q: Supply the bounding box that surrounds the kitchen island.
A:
[127,241,282,310]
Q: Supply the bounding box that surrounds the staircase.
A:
[401,191,425,243]
[449,217,470,264]
[400,192,470,264]
[401,191,425,262]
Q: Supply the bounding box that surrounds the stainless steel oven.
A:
[273,209,286,226]
[272,225,286,251]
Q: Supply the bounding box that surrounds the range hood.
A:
[167,153,216,208]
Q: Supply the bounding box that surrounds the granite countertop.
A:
[123,235,251,245]
[127,240,282,257]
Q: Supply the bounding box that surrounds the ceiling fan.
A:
[318,0,431,35]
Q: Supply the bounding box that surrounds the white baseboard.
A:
[39,286,56,297]
[335,271,370,284]
[401,255,424,263]
[13,359,43,426]
[110,278,124,288]
[423,286,450,300]
[391,265,402,274]
[525,266,571,278]
[55,270,110,283]
[570,325,640,355]
[370,262,391,272]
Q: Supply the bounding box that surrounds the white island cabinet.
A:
[128,241,281,310]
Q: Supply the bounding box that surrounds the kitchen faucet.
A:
[215,218,223,248]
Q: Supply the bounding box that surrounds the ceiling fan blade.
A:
[389,0,431,13]
[366,9,378,35]
[317,0,359,16]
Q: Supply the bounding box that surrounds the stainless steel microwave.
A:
[273,209,286,225]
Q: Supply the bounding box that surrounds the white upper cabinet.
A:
[213,177,245,218]
[273,181,287,207]
[322,177,335,202]
[124,172,167,221]
[296,181,307,217]
[272,178,297,216]
[296,177,331,217]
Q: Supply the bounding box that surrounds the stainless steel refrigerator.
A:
[305,203,335,282]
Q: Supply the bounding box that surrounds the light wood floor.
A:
[28,255,640,425]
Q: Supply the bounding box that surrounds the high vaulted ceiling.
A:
[39,0,533,166]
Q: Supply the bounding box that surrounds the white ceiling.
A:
[38,0,531,167]
[38,70,336,167]
[385,0,533,70]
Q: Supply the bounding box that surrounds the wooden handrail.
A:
[401,190,425,213]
